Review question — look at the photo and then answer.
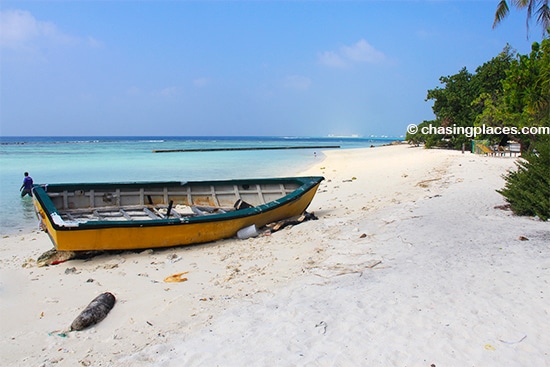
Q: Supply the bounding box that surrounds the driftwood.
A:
[37,248,104,267]
[70,292,116,331]
[266,211,318,233]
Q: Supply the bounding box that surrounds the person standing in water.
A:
[20,172,34,197]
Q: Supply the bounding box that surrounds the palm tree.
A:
[493,0,550,37]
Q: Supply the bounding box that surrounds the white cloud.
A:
[319,39,385,68]
[0,9,98,50]
[318,51,347,68]
[283,75,311,90]
[342,39,385,63]
[0,10,63,48]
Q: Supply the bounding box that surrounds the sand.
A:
[0,144,548,366]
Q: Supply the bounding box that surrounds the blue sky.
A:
[0,1,542,137]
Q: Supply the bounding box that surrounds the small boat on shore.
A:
[32,176,324,251]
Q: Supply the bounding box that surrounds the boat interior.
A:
[44,182,301,222]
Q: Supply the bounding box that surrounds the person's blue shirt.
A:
[20,173,33,197]
[23,176,33,189]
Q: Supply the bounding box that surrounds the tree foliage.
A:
[424,68,477,149]
[497,135,550,220]
[475,39,550,149]
[503,40,550,126]
[493,0,550,38]
[496,39,550,220]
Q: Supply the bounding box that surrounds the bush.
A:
[497,136,550,220]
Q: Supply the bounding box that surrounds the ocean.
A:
[0,136,396,235]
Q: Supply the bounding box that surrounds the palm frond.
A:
[525,0,535,34]
[536,1,550,34]
[493,0,511,28]
[512,0,531,8]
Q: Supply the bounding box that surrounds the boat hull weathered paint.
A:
[32,177,324,251]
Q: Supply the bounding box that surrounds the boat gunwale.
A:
[32,176,324,231]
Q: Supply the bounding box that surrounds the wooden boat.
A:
[32,176,324,251]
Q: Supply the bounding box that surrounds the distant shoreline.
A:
[152,145,341,153]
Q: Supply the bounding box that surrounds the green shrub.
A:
[497,136,550,220]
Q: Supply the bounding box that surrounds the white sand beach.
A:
[1,144,548,366]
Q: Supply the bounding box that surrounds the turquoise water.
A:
[0,136,395,235]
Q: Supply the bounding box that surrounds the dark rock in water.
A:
[70,292,116,331]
